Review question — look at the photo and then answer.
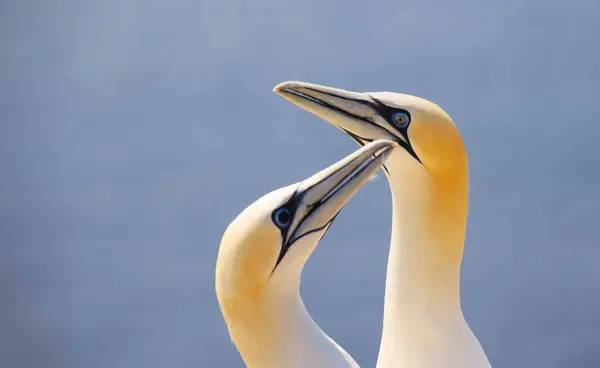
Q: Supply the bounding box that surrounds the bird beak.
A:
[273,81,421,164]
[284,139,396,248]
[273,81,392,144]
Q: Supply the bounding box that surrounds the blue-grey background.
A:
[1,1,599,367]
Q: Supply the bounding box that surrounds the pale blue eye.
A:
[391,111,410,128]
[273,208,292,228]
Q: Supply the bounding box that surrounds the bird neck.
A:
[219,286,354,368]
[377,157,487,367]
[386,162,468,311]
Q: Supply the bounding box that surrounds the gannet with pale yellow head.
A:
[273,81,492,368]
[216,140,397,368]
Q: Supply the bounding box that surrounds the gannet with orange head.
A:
[273,81,492,368]
[216,140,397,368]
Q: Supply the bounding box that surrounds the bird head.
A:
[273,82,467,177]
[215,139,396,301]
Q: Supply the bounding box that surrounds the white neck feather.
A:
[376,155,491,368]
[223,282,359,368]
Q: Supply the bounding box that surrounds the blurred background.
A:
[1,1,599,367]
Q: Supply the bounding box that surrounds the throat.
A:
[385,188,464,318]
[378,168,472,364]
[220,290,351,368]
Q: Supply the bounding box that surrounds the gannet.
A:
[273,81,492,368]
[216,140,397,368]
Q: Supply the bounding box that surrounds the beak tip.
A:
[369,139,399,158]
[272,84,284,93]
[272,81,310,94]
[273,81,292,93]
[374,139,399,149]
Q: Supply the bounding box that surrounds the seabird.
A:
[216,140,397,368]
[273,81,492,368]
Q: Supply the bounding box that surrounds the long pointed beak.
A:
[273,82,378,135]
[273,81,373,113]
[273,81,386,140]
[273,81,422,164]
[285,139,396,248]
